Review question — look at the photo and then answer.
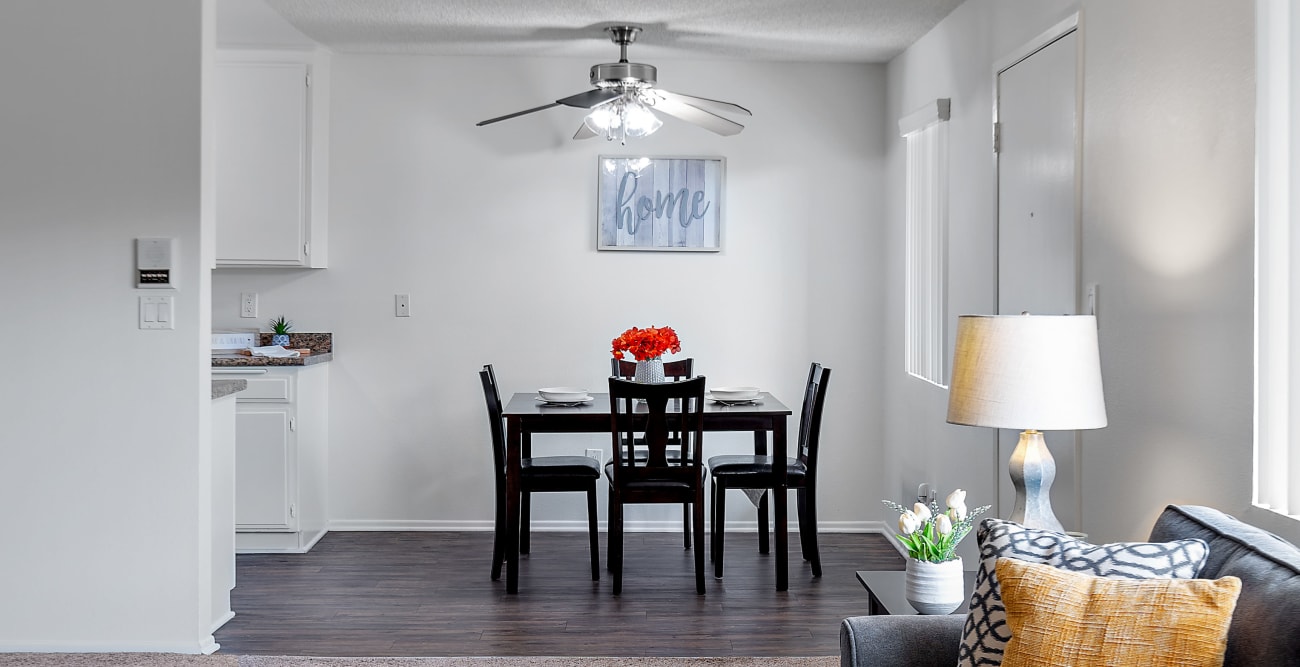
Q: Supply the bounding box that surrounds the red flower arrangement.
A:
[611,325,682,362]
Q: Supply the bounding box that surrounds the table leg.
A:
[505,417,522,594]
[773,417,788,592]
[753,431,769,554]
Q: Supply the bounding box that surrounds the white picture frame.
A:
[596,156,724,252]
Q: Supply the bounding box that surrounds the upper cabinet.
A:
[214,49,329,268]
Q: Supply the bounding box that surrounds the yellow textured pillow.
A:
[995,557,1241,667]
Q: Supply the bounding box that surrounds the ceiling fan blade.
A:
[478,89,621,127]
[648,96,745,136]
[556,88,622,109]
[653,90,752,118]
[476,102,561,127]
[573,122,599,140]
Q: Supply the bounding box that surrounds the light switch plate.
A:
[140,295,174,330]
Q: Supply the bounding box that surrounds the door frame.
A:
[990,12,1086,530]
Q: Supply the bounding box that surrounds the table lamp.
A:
[946,314,1107,532]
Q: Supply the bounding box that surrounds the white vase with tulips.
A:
[883,489,990,614]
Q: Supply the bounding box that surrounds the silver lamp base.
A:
[1007,429,1064,533]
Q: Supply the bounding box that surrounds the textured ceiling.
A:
[261,0,965,63]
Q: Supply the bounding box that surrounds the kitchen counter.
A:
[211,379,247,399]
[212,351,333,367]
[212,332,333,367]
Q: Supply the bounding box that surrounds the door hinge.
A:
[289,417,297,432]
[993,121,1001,154]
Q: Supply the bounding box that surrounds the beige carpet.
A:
[0,656,837,667]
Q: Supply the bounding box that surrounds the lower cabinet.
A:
[223,364,329,553]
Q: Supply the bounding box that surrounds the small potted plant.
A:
[611,325,682,383]
[268,315,293,347]
[883,488,990,614]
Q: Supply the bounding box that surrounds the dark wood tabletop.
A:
[501,391,793,593]
[855,569,978,615]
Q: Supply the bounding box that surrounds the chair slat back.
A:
[796,363,831,475]
[611,357,695,381]
[479,365,507,485]
[608,376,706,486]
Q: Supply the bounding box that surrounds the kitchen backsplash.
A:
[258,332,332,353]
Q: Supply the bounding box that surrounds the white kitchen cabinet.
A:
[220,364,329,553]
[214,49,329,268]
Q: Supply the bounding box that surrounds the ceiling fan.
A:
[475,25,752,143]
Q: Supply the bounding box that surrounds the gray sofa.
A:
[840,505,1300,666]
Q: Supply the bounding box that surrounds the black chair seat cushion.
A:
[522,455,601,479]
[604,461,705,490]
[707,455,806,484]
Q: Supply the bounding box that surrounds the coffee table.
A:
[855,569,978,615]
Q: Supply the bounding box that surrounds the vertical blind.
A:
[901,99,951,388]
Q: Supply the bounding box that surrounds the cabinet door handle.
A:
[289,417,296,432]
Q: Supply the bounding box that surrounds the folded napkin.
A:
[249,345,301,358]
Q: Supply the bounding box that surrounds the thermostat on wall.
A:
[136,237,177,288]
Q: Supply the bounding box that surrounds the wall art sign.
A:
[597,156,724,252]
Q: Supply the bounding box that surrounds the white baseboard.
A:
[208,610,235,635]
[329,519,897,534]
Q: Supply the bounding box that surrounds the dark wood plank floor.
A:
[214,530,904,657]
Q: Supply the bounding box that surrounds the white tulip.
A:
[946,489,968,522]
[899,510,921,535]
[913,503,932,522]
[936,513,953,536]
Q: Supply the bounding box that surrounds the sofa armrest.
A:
[839,614,967,667]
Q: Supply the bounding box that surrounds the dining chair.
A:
[610,357,697,548]
[480,364,601,582]
[708,362,830,579]
[606,375,708,595]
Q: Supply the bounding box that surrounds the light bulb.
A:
[622,100,662,138]
[583,94,661,144]
[583,104,617,133]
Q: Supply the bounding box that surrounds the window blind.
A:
[901,99,951,388]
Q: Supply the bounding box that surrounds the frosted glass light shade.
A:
[946,314,1107,431]
[583,94,661,143]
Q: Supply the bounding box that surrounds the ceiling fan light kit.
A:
[476,25,751,144]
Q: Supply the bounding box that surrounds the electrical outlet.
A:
[585,448,603,463]
[395,293,410,317]
[240,292,258,318]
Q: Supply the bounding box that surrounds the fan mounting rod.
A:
[591,25,655,89]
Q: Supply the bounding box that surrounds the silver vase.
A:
[634,357,666,383]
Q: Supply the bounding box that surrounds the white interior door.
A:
[995,25,1082,531]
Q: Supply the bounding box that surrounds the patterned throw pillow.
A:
[996,558,1240,667]
[957,518,1209,667]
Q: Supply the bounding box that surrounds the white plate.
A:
[535,395,594,406]
[538,387,588,402]
[707,394,761,406]
[708,386,760,401]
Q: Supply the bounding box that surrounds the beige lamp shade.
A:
[947,314,1107,431]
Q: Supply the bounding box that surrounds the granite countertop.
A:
[211,332,333,368]
[212,379,247,399]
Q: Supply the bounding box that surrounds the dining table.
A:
[500,390,794,594]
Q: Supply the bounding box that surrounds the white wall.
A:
[213,56,890,530]
[0,0,215,653]
[1077,0,1257,542]
[884,0,1265,546]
